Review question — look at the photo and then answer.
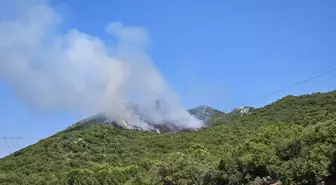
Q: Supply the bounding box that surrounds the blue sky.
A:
[0,0,335,157]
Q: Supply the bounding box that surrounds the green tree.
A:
[66,169,98,185]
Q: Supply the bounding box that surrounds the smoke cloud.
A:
[0,0,203,130]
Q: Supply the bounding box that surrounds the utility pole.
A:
[0,137,25,156]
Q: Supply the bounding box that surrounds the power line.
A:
[3,139,11,154]
[240,67,336,107]
[223,16,336,112]
[276,15,336,48]
[213,67,336,125]
[0,137,24,140]
[253,16,336,104]
[0,136,25,155]
[264,68,336,97]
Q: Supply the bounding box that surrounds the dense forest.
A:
[0,91,336,185]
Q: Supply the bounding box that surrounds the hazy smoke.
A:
[0,0,203,129]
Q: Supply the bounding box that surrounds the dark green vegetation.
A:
[1,91,336,185]
[206,106,255,127]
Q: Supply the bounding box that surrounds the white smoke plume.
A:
[0,0,203,130]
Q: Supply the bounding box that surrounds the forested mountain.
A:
[0,91,336,185]
[188,105,223,123]
[70,103,223,134]
[73,100,220,134]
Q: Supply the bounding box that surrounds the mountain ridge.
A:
[1,90,336,185]
[74,102,225,134]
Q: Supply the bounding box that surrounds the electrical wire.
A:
[240,67,336,108]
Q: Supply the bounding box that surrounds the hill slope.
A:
[73,100,216,134]
[1,91,336,185]
[188,105,223,122]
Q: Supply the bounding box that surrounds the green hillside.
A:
[188,105,223,123]
[1,91,336,185]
